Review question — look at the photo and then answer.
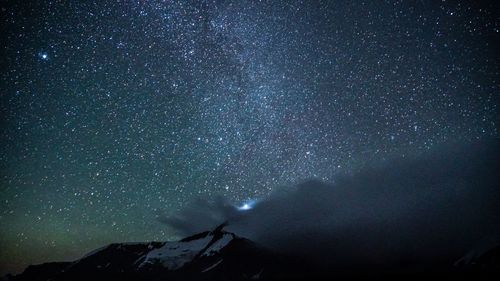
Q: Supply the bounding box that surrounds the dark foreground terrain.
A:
[4,224,499,281]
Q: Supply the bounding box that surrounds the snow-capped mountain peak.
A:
[8,223,498,281]
[137,223,236,270]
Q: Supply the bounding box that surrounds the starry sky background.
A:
[0,0,498,275]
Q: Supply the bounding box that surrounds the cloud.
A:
[157,196,238,235]
[160,139,500,267]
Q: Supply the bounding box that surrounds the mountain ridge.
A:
[4,223,499,281]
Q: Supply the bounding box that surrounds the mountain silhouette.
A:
[5,223,499,281]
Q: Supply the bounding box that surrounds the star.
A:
[38,51,49,60]
[0,0,497,276]
[237,200,256,211]
[238,203,252,211]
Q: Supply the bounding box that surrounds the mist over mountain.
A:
[163,139,500,268]
[5,139,500,280]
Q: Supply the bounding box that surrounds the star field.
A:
[0,0,498,275]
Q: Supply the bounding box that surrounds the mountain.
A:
[5,223,499,281]
[5,223,310,281]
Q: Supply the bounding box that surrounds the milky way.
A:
[0,0,498,275]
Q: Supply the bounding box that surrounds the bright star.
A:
[237,200,256,211]
[239,203,251,210]
[38,51,49,60]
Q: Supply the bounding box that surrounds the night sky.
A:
[0,0,498,275]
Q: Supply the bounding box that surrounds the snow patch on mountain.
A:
[139,235,212,270]
[201,233,234,257]
[201,259,223,272]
